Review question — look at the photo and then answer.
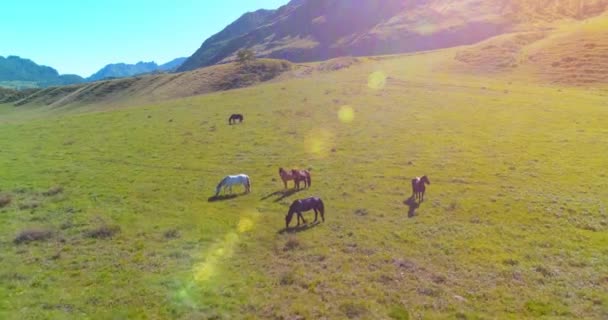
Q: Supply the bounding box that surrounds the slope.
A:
[179,0,608,71]
[451,11,608,85]
[13,59,292,109]
[0,47,607,319]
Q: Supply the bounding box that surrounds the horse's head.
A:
[215,177,225,196]
[422,175,430,185]
[279,167,284,174]
[285,211,294,229]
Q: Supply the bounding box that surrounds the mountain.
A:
[87,58,187,81]
[0,55,85,88]
[158,57,187,71]
[178,9,276,72]
[178,0,608,72]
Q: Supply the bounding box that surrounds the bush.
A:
[0,194,11,208]
[388,306,410,320]
[43,186,63,196]
[339,302,369,319]
[85,225,120,239]
[283,237,300,251]
[164,229,180,239]
[14,228,53,244]
[236,48,256,65]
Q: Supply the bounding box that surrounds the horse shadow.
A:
[208,194,239,202]
[278,221,321,234]
[404,196,420,218]
[260,188,304,202]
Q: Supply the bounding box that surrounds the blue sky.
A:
[1,0,287,77]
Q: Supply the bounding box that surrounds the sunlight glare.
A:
[338,105,355,123]
[368,71,387,90]
[305,129,335,158]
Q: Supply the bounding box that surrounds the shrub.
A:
[339,302,369,319]
[236,48,256,65]
[388,306,410,320]
[14,228,53,244]
[283,237,300,251]
[43,186,63,196]
[164,229,180,239]
[85,225,120,239]
[0,194,11,208]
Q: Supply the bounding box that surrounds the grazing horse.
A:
[215,174,251,196]
[278,168,311,189]
[411,175,430,202]
[292,169,311,190]
[278,168,296,189]
[228,114,244,125]
[285,197,325,229]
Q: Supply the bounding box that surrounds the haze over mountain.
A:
[87,57,187,81]
[0,56,187,88]
[178,0,608,72]
[0,55,84,89]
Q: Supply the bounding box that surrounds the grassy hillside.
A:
[11,59,292,109]
[451,12,608,86]
[1,48,607,319]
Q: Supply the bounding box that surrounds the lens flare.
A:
[191,210,260,284]
[368,71,387,90]
[305,129,335,158]
[193,232,238,282]
[238,217,254,233]
[338,106,355,123]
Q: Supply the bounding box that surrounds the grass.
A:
[0,47,607,319]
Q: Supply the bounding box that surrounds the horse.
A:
[228,114,244,125]
[278,168,296,189]
[278,168,311,189]
[215,174,251,196]
[285,197,325,229]
[292,169,311,190]
[411,175,430,202]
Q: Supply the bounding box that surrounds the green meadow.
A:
[1,52,607,319]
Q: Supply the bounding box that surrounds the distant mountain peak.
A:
[87,57,186,81]
[0,55,84,88]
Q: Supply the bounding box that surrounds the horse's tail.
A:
[306,171,311,187]
[318,198,325,221]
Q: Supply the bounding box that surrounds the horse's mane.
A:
[217,176,228,189]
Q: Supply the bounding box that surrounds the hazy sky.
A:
[1,0,287,77]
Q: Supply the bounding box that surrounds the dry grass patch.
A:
[14,228,53,244]
[85,225,121,239]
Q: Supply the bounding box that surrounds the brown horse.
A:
[411,175,430,202]
[278,168,311,189]
[292,169,311,190]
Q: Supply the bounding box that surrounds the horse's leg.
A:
[283,178,287,189]
[421,190,425,202]
[313,209,318,222]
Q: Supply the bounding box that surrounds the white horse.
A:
[215,174,251,196]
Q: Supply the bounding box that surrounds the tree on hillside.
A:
[236,48,256,65]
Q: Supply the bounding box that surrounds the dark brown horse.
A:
[411,175,430,202]
[228,114,243,125]
[285,197,325,229]
[292,169,311,190]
